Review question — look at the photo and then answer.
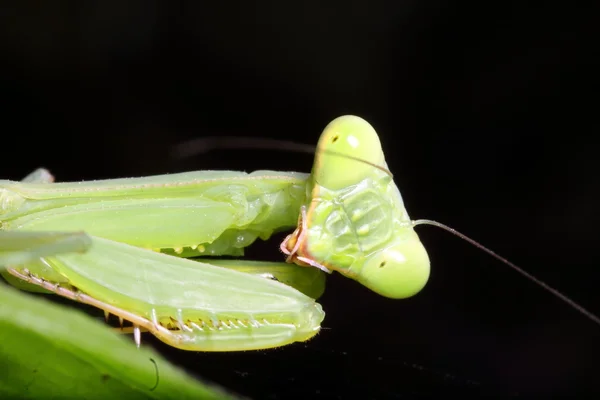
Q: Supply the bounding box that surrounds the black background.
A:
[1,3,599,398]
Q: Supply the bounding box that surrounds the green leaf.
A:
[0,285,242,400]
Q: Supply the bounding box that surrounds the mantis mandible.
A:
[1,115,597,353]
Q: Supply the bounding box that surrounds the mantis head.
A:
[282,115,430,299]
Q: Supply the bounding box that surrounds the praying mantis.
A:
[0,115,597,354]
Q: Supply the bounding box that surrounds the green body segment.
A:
[0,170,307,255]
[292,115,431,299]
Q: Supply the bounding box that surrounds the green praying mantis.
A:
[1,115,598,353]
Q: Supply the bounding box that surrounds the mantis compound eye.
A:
[313,115,387,191]
[357,239,430,299]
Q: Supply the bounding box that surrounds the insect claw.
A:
[297,256,333,274]
[281,205,308,263]
[133,325,141,348]
[104,310,110,322]
[280,236,292,256]
[119,316,124,329]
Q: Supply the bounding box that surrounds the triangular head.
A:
[281,115,430,299]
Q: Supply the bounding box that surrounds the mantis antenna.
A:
[411,219,600,325]
[171,125,600,326]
